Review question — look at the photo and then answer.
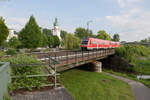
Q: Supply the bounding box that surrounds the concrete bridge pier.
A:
[92,61,102,72]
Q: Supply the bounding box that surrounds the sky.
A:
[0,0,150,42]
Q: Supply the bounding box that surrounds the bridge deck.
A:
[37,49,115,72]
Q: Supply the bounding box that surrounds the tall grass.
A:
[116,44,150,74]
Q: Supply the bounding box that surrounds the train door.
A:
[97,40,99,49]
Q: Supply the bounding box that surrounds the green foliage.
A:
[60,30,67,40]
[116,44,150,63]
[41,34,48,47]
[112,34,120,42]
[75,27,93,39]
[0,17,9,47]
[47,36,54,48]
[3,92,12,100]
[139,79,150,88]
[0,50,5,57]
[60,69,135,100]
[116,44,150,74]
[104,69,150,89]
[134,59,150,75]
[65,34,81,50]
[96,30,111,40]
[6,49,17,55]
[42,28,53,37]
[8,37,20,48]
[19,16,45,49]
[2,55,47,91]
[53,35,60,48]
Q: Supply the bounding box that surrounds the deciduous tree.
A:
[112,34,120,42]
[96,30,111,40]
[65,34,81,50]
[60,30,68,40]
[19,16,45,48]
[74,27,93,39]
[47,36,54,48]
[0,17,9,47]
[8,37,20,48]
[42,28,53,37]
[53,35,60,48]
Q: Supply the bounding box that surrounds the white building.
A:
[53,18,61,40]
[6,29,18,42]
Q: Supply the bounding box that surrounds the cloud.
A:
[100,0,150,42]
[117,0,144,8]
[5,17,28,31]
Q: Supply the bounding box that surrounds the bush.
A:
[6,49,17,55]
[65,34,81,50]
[2,55,47,91]
[0,50,5,57]
[116,44,150,63]
[116,44,150,74]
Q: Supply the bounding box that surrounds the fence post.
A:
[88,50,89,59]
[67,51,68,64]
[54,64,57,88]
[75,51,77,63]
[82,51,83,61]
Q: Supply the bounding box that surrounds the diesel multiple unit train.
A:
[81,38,120,50]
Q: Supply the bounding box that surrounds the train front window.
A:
[82,41,88,45]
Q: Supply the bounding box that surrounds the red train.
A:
[81,38,120,50]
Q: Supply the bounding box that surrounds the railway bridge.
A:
[37,49,115,72]
[9,49,116,89]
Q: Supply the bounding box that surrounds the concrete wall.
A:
[0,62,11,100]
[92,61,102,72]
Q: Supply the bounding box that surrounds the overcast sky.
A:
[0,0,150,42]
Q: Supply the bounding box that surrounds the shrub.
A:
[0,50,5,57]
[6,49,17,55]
[116,44,150,74]
[2,55,47,91]
[116,44,150,63]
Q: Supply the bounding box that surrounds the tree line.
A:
[0,16,120,50]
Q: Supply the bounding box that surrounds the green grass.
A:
[134,59,150,75]
[60,69,135,100]
[104,69,150,88]
[0,50,5,57]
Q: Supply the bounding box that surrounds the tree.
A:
[60,30,68,40]
[0,17,9,47]
[19,16,45,48]
[53,35,60,48]
[8,37,20,48]
[141,38,148,43]
[41,34,48,47]
[47,36,54,48]
[112,34,120,42]
[74,27,93,39]
[42,28,53,37]
[65,34,81,50]
[96,30,111,40]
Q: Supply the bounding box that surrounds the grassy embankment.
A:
[60,69,135,100]
[109,44,150,88]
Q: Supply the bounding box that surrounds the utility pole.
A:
[87,20,92,37]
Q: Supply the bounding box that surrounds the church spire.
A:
[53,17,58,26]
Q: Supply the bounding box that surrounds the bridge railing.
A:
[10,54,60,90]
[0,62,11,100]
[47,49,115,71]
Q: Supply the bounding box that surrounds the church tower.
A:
[53,18,61,40]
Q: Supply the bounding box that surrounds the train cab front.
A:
[81,38,89,51]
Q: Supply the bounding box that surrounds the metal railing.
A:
[0,62,10,100]
[10,54,60,89]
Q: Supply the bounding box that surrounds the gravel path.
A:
[104,72,150,100]
[12,87,74,100]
